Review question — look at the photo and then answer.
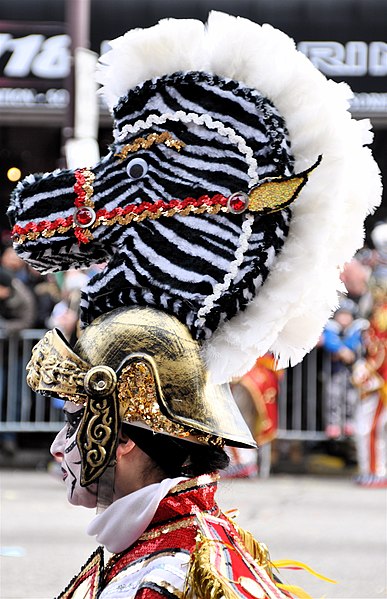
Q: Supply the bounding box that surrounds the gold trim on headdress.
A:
[115,131,186,160]
[11,156,322,246]
[117,359,192,439]
[25,307,256,484]
[248,154,322,214]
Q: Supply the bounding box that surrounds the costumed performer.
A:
[7,11,382,599]
[224,355,283,479]
[352,223,387,487]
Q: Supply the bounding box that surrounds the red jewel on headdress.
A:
[227,191,249,214]
[74,206,96,228]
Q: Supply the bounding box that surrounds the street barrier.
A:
[0,330,353,443]
[0,329,63,432]
[277,348,331,441]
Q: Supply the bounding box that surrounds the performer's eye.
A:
[64,408,84,436]
[127,158,148,180]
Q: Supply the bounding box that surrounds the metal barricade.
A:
[0,331,353,443]
[277,348,331,441]
[0,329,63,432]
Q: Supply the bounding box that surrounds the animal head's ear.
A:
[8,167,110,273]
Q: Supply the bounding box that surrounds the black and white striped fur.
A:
[8,72,293,340]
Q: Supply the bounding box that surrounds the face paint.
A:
[50,401,98,508]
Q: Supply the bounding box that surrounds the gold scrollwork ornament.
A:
[78,391,119,487]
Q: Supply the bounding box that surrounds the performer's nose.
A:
[50,426,66,461]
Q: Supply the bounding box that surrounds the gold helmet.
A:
[27,306,255,486]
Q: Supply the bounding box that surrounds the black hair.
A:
[121,423,229,478]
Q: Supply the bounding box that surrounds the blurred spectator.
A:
[1,246,32,285]
[0,266,37,458]
[370,221,387,282]
[340,257,369,298]
[340,257,372,317]
[0,267,36,333]
[1,245,61,328]
[48,270,89,342]
[321,298,369,439]
[28,270,61,328]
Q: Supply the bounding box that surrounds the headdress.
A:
[8,13,382,494]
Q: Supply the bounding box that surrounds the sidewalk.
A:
[1,470,386,599]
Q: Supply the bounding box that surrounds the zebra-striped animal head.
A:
[9,71,295,340]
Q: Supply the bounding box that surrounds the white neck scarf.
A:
[87,477,187,553]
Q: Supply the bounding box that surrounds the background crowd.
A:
[221,222,387,486]
[0,222,386,486]
[0,241,106,342]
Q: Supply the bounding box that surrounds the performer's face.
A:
[50,401,98,508]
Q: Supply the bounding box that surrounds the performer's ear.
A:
[116,436,136,462]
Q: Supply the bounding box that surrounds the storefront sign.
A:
[0,22,70,107]
[0,21,386,115]
[298,41,387,77]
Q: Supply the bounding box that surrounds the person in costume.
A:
[7,11,382,599]
[224,355,283,479]
[352,223,387,487]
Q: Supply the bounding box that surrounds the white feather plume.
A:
[97,11,382,383]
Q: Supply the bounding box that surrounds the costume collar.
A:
[148,473,219,527]
[86,473,219,554]
[87,476,186,553]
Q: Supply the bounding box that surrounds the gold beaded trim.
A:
[151,580,183,599]
[138,516,196,542]
[115,131,186,160]
[168,473,219,495]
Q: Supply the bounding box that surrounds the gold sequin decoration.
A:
[92,204,224,230]
[249,177,304,213]
[248,155,322,214]
[117,361,192,438]
[153,580,183,599]
[249,177,302,212]
[196,433,224,447]
[115,131,186,160]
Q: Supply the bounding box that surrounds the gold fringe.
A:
[231,521,273,579]
[183,517,335,599]
[183,533,239,599]
[183,518,276,599]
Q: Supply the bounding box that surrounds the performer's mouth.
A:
[61,468,68,481]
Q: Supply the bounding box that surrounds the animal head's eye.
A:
[126,158,148,180]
